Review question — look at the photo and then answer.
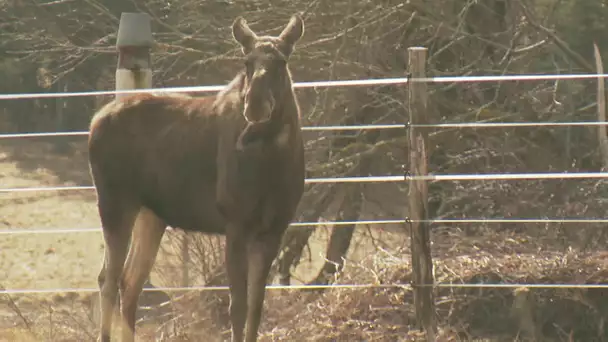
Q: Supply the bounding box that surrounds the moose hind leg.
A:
[119,207,166,342]
[244,229,284,342]
[97,199,139,342]
[226,224,249,342]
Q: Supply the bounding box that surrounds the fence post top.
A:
[408,46,428,51]
[117,12,154,48]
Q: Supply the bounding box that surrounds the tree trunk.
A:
[310,185,361,285]
[311,150,372,285]
[275,186,338,285]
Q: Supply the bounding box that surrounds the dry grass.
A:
[0,140,101,292]
[252,231,608,342]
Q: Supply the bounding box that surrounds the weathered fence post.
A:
[116,13,153,98]
[116,12,162,288]
[407,46,436,341]
[593,43,608,170]
[88,12,156,326]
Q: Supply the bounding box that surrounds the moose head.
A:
[232,15,304,150]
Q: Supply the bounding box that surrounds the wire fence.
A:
[2,72,608,100]
[7,121,608,140]
[2,171,608,194]
[5,218,608,236]
[2,72,608,295]
[6,282,608,296]
[2,73,608,140]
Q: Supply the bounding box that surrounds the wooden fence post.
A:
[116,12,153,98]
[87,13,155,326]
[116,12,156,283]
[407,46,436,341]
[593,43,608,170]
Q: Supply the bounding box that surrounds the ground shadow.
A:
[0,137,92,187]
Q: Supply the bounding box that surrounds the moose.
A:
[88,14,306,342]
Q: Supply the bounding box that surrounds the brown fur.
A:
[90,14,305,342]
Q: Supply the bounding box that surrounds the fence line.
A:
[407,172,608,181]
[0,77,409,100]
[0,176,405,193]
[3,73,608,101]
[428,73,608,83]
[6,282,608,296]
[420,218,608,224]
[0,132,89,139]
[0,185,95,193]
[0,219,408,235]
[306,124,405,131]
[5,218,608,236]
[0,228,100,235]
[412,121,608,128]
[4,172,608,194]
[4,69,608,299]
[7,121,608,140]
[0,284,405,295]
[0,124,408,140]
[430,283,608,289]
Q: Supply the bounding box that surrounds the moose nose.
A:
[243,96,274,124]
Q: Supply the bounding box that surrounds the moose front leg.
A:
[226,224,249,342]
[244,229,284,342]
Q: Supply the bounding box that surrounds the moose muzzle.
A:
[237,75,276,150]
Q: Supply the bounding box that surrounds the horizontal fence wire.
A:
[3,172,608,194]
[0,219,407,235]
[0,185,95,193]
[420,218,608,224]
[0,78,409,100]
[5,282,608,295]
[6,121,608,140]
[0,132,89,139]
[5,218,608,235]
[0,228,100,235]
[0,176,405,193]
[0,284,403,295]
[428,283,608,289]
[3,73,608,100]
[406,172,608,181]
[0,124,408,139]
[411,121,608,128]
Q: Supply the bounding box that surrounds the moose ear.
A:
[232,17,258,54]
[278,14,304,57]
